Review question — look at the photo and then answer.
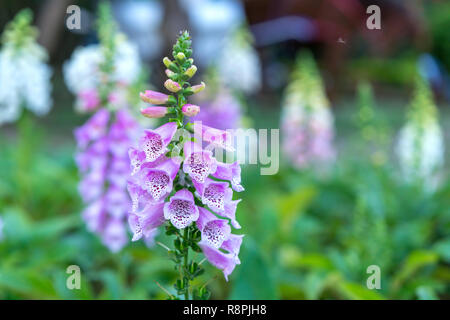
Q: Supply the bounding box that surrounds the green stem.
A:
[183,227,189,300]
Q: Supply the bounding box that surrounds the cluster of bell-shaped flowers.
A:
[75,108,139,252]
[0,9,52,125]
[396,76,445,190]
[281,51,336,169]
[127,33,245,279]
[70,3,142,252]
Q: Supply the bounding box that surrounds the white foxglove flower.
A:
[281,51,335,169]
[0,9,52,125]
[396,77,444,189]
[64,35,141,96]
[218,28,262,94]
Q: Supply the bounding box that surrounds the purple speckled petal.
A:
[212,161,244,192]
[139,122,178,163]
[198,240,240,281]
[129,202,165,241]
[163,189,199,229]
[183,141,217,183]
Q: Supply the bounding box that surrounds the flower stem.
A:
[183,227,189,300]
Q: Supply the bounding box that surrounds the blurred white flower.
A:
[0,10,52,125]
[64,35,141,97]
[218,28,262,94]
[281,51,336,169]
[396,77,445,189]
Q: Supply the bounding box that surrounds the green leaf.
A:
[228,237,279,299]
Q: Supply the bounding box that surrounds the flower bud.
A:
[164,79,182,93]
[165,69,175,78]
[182,104,200,117]
[190,82,206,94]
[140,106,168,118]
[139,90,169,105]
[163,57,172,68]
[176,52,185,60]
[185,65,197,78]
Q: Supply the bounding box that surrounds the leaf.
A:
[337,281,385,300]
[393,250,439,288]
[433,238,450,263]
[277,186,317,232]
[228,237,278,299]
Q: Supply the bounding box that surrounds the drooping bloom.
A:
[0,9,52,125]
[128,32,244,282]
[197,207,243,281]
[280,51,336,169]
[396,76,445,189]
[68,3,143,252]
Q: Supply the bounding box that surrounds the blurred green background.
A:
[0,0,449,299]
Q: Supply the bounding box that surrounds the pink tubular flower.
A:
[193,121,235,152]
[212,161,244,192]
[164,79,181,93]
[163,189,199,229]
[139,90,169,105]
[75,108,139,252]
[133,157,181,202]
[182,141,217,183]
[127,32,245,287]
[129,202,166,241]
[182,104,200,117]
[138,122,178,162]
[197,207,243,281]
[79,89,100,111]
[193,178,241,229]
[190,82,205,94]
[141,106,168,118]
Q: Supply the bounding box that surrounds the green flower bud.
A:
[184,65,197,78]
[176,52,186,60]
[163,57,172,68]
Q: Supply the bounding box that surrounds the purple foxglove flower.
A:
[139,122,178,162]
[104,184,130,219]
[164,79,182,93]
[163,189,199,229]
[189,82,205,94]
[129,202,165,241]
[78,89,100,111]
[139,90,169,105]
[132,157,181,202]
[193,178,241,229]
[127,180,153,213]
[181,104,200,117]
[82,198,105,232]
[193,121,235,151]
[75,107,141,253]
[129,147,147,176]
[196,207,244,280]
[212,161,244,192]
[74,108,110,148]
[102,218,128,253]
[196,207,231,248]
[191,91,242,131]
[182,141,217,183]
[141,106,169,118]
[198,240,241,282]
